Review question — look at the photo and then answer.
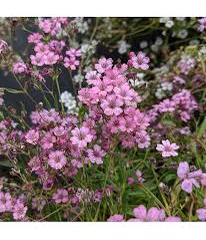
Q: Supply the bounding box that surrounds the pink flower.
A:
[128,51,150,70]
[25,129,39,145]
[12,62,28,74]
[156,139,179,158]
[85,71,101,85]
[34,42,49,54]
[87,145,106,164]
[135,130,151,149]
[198,18,206,32]
[27,33,43,44]
[0,39,8,54]
[30,53,46,66]
[48,150,67,170]
[64,56,80,70]
[177,161,202,193]
[52,189,68,204]
[13,202,28,220]
[95,57,113,74]
[130,205,165,221]
[136,170,145,184]
[165,217,182,222]
[100,94,123,116]
[44,52,59,65]
[107,214,124,222]
[0,192,12,212]
[158,99,176,113]
[71,127,93,148]
[66,48,81,58]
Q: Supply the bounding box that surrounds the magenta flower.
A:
[135,130,151,149]
[0,192,12,213]
[177,161,202,193]
[87,145,106,164]
[25,129,39,145]
[156,139,179,158]
[71,127,93,148]
[27,33,43,44]
[64,56,80,70]
[52,189,68,204]
[30,53,46,66]
[66,48,81,58]
[85,70,101,85]
[100,94,123,116]
[48,150,67,170]
[13,202,28,220]
[44,52,59,65]
[128,51,150,70]
[12,62,28,74]
[95,57,113,74]
[34,43,49,54]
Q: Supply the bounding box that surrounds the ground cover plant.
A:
[0,17,206,221]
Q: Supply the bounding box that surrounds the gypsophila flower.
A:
[48,151,67,170]
[156,140,179,158]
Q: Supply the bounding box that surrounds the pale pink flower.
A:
[95,57,113,74]
[64,56,80,70]
[34,42,49,54]
[12,62,28,74]
[48,150,67,170]
[100,94,123,116]
[128,51,150,70]
[87,145,106,164]
[71,127,93,148]
[107,214,124,222]
[177,161,202,193]
[30,53,46,66]
[0,192,12,213]
[52,189,68,204]
[85,70,101,85]
[44,52,59,65]
[156,139,179,157]
[25,129,39,145]
[13,202,28,220]
[66,48,81,58]
[27,33,43,44]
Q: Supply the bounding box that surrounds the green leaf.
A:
[0,160,13,168]
[5,88,24,94]
[197,116,206,139]
[0,111,4,120]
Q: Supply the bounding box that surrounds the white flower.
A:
[198,46,206,56]
[151,44,159,52]
[176,17,186,21]
[177,29,188,39]
[74,74,84,84]
[159,17,170,23]
[189,39,200,46]
[117,40,130,54]
[155,37,163,46]
[75,17,89,34]
[155,88,166,99]
[165,20,174,28]
[161,82,173,91]
[60,91,78,113]
[140,41,148,49]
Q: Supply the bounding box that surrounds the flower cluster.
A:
[0,191,27,221]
